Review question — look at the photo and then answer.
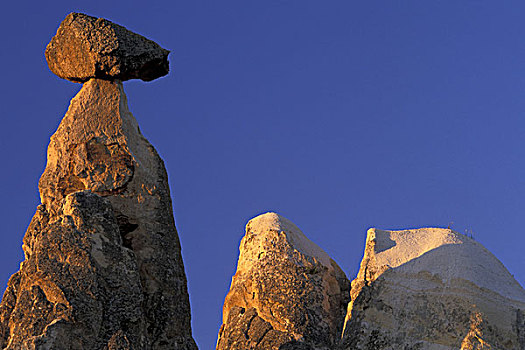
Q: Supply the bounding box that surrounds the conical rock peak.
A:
[0,78,197,349]
[217,212,349,350]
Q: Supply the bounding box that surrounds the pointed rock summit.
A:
[45,13,169,82]
[0,13,196,349]
[341,228,525,349]
[217,212,350,350]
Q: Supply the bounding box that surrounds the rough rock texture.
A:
[0,79,197,349]
[217,212,350,350]
[0,192,146,349]
[45,13,169,83]
[341,228,525,350]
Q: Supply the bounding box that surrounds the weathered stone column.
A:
[0,13,197,350]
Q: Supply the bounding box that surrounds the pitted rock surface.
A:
[217,212,349,350]
[0,192,145,349]
[45,13,169,82]
[0,79,196,349]
[341,228,525,350]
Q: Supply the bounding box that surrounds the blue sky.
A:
[1,2,524,348]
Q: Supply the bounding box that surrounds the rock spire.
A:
[217,212,350,350]
[0,13,196,349]
[341,228,525,349]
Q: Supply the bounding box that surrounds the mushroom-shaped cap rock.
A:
[45,13,169,83]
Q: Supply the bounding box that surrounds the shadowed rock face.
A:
[217,212,350,350]
[45,13,169,83]
[0,79,197,349]
[341,228,525,350]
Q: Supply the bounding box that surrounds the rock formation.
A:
[341,228,525,350]
[0,13,196,350]
[3,11,525,350]
[217,212,350,350]
[45,13,169,83]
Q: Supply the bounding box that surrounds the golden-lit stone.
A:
[0,79,196,349]
[45,13,169,83]
[217,212,350,350]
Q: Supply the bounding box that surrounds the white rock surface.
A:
[341,227,525,350]
[370,228,525,302]
[238,212,334,272]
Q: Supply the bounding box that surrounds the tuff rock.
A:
[0,191,145,349]
[0,77,196,348]
[341,228,525,350]
[45,13,169,83]
[216,212,350,350]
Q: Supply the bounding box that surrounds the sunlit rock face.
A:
[0,13,195,348]
[217,212,350,350]
[0,78,197,349]
[0,191,146,349]
[45,13,169,83]
[341,228,525,350]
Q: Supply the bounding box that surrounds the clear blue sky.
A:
[1,2,524,349]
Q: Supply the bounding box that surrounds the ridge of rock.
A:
[217,212,350,350]
[341,227,525,350]
[45,13,169,82]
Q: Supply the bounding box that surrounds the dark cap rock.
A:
[45,13,169,83]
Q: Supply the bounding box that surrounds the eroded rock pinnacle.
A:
[0,14,196,350]
[216,212,350,350]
